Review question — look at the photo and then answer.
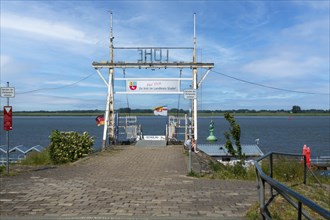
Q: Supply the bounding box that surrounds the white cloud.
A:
[12,93,106,111]
[1,1,329,111]
[44,79,104,89]
[234,1,270,30]
[242,54,322,78]
[236,13,329,83]
[74,92,107,97]
[0,54,38,83]
[1,12,97,44]
[293,1,330,10]
[0,55,11,68]
[281,18,329,43]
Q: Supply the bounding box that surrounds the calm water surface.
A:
[0,116,329,156]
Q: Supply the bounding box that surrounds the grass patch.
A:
[259,155,330,185]
[0,149,52,176]
[209,160,256,180]
[19,148,52,166]
[187,170,203,178]
[247,184,329,220]
[0,165,6,174]
[246,184,329,220]
[245,202,261,220]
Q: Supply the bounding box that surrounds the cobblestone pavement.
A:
[0,145,258,219]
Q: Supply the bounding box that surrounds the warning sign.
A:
[4,106,13,131]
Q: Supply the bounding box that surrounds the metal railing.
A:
[254,152,330,220]
[311,156,330,167]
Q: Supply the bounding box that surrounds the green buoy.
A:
[206,120,218,142]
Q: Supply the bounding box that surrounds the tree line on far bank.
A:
[10,106,330,115]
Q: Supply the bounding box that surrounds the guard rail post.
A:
[269,153,274,198]
[298,201,302,220]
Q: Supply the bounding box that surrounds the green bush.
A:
[49,130,94,164]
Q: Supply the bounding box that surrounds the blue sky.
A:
[1,0,329,111]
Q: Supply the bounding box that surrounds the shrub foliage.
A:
[49,130,94,164]
[20,148,52,165]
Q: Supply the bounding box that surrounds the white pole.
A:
[193,13,196,63]
[188,108,192,173]
[185,114,187,141]
[109,68,115,142]
[110,11,114,63]
[193,69,198,141]
[102,11,115,148]
[102,69,112,150]
[192,13,198,141]
[6,82,10,174]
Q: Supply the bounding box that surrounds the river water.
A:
[0,116,329,157]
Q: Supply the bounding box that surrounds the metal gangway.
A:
[167,115,189,143]
[116,115,142,143]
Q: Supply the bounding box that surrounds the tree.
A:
[118,108,131,113]
[224,112,243,159]
[291,105,302,113]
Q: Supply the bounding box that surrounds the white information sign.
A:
[0,87,15,98]
[144,135,166,140]
[126,80,180,93]
[184,89,196,99]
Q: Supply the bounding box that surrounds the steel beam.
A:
[92,62,214,69]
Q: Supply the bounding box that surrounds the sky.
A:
[1,0,329,111]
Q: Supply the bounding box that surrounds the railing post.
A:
[261,179,266,220]
[270,153,274,197]
[269,153,273,178]
[255,167,266,220]
[298,201,302,220]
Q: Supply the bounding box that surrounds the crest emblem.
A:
[129,81,137,90]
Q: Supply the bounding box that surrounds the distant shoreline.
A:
[9,112,330,117]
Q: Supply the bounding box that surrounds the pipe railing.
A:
[254,152,330,220]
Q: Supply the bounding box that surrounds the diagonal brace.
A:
[96,69,109,87]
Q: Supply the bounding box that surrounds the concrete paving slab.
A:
[0,145,258,219]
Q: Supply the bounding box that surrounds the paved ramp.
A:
[0,145,257,219]
[135,139,167,147]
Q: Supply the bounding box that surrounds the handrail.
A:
[254,152,330,220]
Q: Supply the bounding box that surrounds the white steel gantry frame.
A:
[93,13,214,150]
